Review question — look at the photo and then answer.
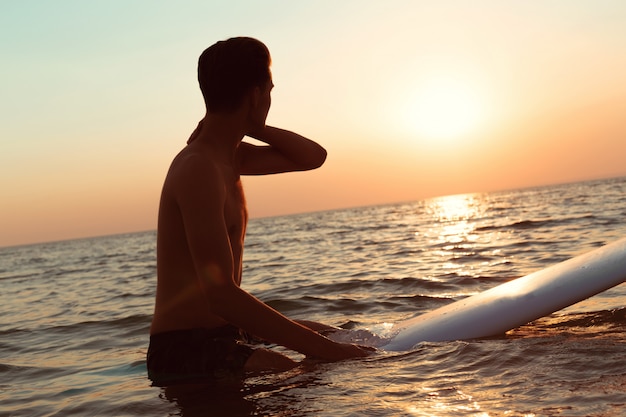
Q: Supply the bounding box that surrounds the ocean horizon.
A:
[5,175,625,250]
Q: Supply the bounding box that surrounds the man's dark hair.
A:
[198,37,272,113]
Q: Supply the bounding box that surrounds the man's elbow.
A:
[307,147,327,170]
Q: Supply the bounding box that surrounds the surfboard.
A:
[343,238,626,351]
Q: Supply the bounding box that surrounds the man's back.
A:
[151,142,247,335]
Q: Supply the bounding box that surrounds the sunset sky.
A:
[2,1,626,247]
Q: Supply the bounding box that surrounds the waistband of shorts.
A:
[150,325,243,342]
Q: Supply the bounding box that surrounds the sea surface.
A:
[1,176,626,417]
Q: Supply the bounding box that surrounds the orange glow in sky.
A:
[1,1,626,247]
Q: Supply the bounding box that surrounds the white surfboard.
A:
[365,238,626,351]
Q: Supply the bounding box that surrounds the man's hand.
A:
[338,342,377,358]
[310,341,376,362]
[187,119,204,144]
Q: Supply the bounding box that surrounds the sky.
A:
[1,1,626,247]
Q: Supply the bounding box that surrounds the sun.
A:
[402,76,487,142]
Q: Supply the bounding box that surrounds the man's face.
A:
[247,78,273,133]
[257,79,273,124]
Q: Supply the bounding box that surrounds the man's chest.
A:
[223,179,248,240]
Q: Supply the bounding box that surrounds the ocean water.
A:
[1,176,626,417]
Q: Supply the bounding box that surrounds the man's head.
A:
[198,37,272,114]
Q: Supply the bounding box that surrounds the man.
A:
[148,37,370,386]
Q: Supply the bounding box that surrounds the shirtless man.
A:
[147,37,370,386]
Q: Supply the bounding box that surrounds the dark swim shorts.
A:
[147,326,255,386]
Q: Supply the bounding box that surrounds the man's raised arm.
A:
[239,126,327,175]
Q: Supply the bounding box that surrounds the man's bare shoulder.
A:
[165,146,222,189]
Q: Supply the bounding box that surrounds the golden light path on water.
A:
[421,194,497,281]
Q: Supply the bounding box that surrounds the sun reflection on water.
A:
[430,193,482,220]
[414,193,508,280]
[423,193,485,247]
[403,386,490,417]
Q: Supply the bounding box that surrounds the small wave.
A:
[0,362,73,381]
[0,272,41,281]
[476,219,553,232]
[539,308,626,329]
[0,327,31,338]
[476,215,599,233]
[270,296,380,313]
[509,308,626,339]
[388,294,452,305]
[454,275,513,286]
[450,253,494,263]
[380,277,455,292]
[73,314,152,330]
[2,313,153,336]
[302,277,458,297]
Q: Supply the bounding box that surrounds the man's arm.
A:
[176,155,366,360]
[239,126,327,175]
